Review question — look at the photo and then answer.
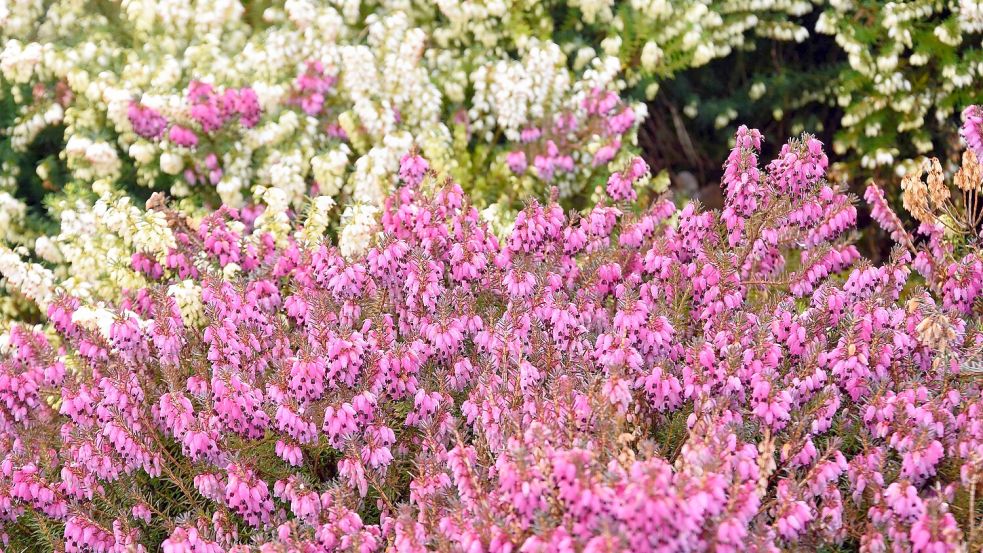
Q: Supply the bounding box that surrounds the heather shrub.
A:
[2,127,983,551]
[381,0,983,174]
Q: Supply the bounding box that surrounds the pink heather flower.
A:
[910,510,962,552]
[64,516,114,552]
[592,140,620,167]
[520,127,542,143]
[583,88,619,116]
[865,184,913,248]
[225,87,261,127]
[295,60,336,116]
[399,152,429,186]
[131,502,152,523]
[961,105,983,157]
[186,80,224,132]
[533,153,555,182]
[768,134,828,196]
[606,107,636,135]
[127,102,168,139]
[605,156,647,202]
[774,481,814,540]
[721,125,763,245]
[168,124,198,148]
[130,252,163,280]
[507,150,527,174]
[224,464,274,527]
[275,440,304,466]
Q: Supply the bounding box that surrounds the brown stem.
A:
[970,477,978,547]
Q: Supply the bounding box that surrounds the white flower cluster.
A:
[470,40,572,143]
[167,279,204,327]
[41,188,176,303]
[816,0,983,166]
[0,245,54,309]
[93,193,177,258]
[338,203,381,259]
[391,0,810,99]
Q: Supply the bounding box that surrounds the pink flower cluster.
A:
[865,177,983,316]
[293,61,337,117]
[962,105,983,158]
[127,103,169,140]
[505,88,636,182]
[2,128,983,551]
[126,81,262,187]
[187,80,261,132]
[128,81,261,147]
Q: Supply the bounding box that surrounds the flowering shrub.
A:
[0,0,823,246]
[2,126,983,551]
[864,109,983,317]
[2,0,981,240]
[3,1,980,328]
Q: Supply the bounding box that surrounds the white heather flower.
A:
[470,39,571,141]
[0,193,26,237]
[960,0,983,33]
[33,236,63,264]
[93,194,176,260]
[311,146,351,197]
[222,262,242,280]
[571,0,614,24]
[253,186,292,245]
[714,108,737,130]
[338,203,379,258]
[640,41,663,72]
[43,103,64,125]
[216,176,245,207]
[129,142,157,164]
[297,195,337,245]
[70,304,118,340]
[64,135,92,159]
[644,82,660,100]
[0,40,43,83]
[84,141,122,178]
[910,52,930,66]
[934,24,961,47]
[0,0,45,38]
[749,82,767,101]
[159,151,184,175]
[692,43,714,67]
[0,246,55,308]
[168,279,205,327]
[630,0,671,19]
[573,47,597,72]
[600,36,622,57]
[285,0,317,28]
